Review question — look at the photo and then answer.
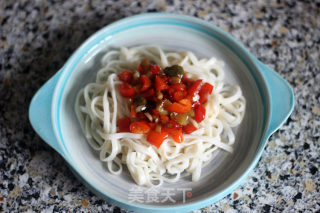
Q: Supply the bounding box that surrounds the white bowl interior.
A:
[58,24,265,205]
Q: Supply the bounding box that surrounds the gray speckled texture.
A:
[0,0,319,212]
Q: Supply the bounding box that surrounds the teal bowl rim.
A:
[51,13,271,212]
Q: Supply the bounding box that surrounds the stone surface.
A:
[0,0,319,212]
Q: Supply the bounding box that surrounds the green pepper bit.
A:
[163,65,184,78]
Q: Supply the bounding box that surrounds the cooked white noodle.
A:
[75,45,245,186]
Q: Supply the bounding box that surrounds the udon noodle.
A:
[75,46,245,187]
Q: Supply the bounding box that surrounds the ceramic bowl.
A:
[29,13,294,212]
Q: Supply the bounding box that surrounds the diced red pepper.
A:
[182,124,197,134]
[167,119,181,128]
[162,75,169,82]
[182,74,194,85]
[171,128,183,143]
[163,126,183,143]
[147,130,169,148]
[118,70,132,83]
[117,117,131,132]
[201,82,214,94]
[138,59,150,74]
[141,88,155,98]
[199,90,208,104]
[160,115,169,123]
[150,65,161,75]
[168,83,186,101]
[140,75,151,92]
[170,83,186,91]
[155,75,169,91]
[199,82,214,104]
[166,98,192,113]
[151,96,159,102]
[117,61,212,146]
[130,121,151,134]
[152,109,160,116]
[173,90,187,102]
[148,122,156,129]
[136,112,146,120]
[120,83,135,98]
[187,79,202,99]
[168,87,175,96]
[130,103,137,118]
[192,101,201,109]
[194,104,206,123]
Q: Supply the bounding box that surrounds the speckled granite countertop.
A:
[0,0,319,212]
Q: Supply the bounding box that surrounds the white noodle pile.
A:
[75,46,245,187]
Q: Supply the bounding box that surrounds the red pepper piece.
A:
[138,59,150,74]
[170,83,186,91]
[130,103,137,118]
[138,65,143,73]
[192,101,200,109]
[194,104,206,123]
[140,75,151,92]
[201,82,214,94]
[130,121,151,134]
[160,115,169,123]
[171,128,183,143]
[136,112,146,120]
[155,75,169,91]
[166,98,192,113]
[182,74,194,85]
[187,79,202,99]
[118,70,132,83]
[182,124,197,134]
[147,130,169,148]
[168,83,186,101]
[117,117,131,132]
[199,82,214,104]
[168,87,175,95]
[151,96,159,102]
[167,119,181,128]
[162,75,169,82]
[148,122,156,129]
[152,109,160,116]
[150,65,161,75]
[141,88,155,98]
[163,126,183,143]
[120,83,135,98]
[199,90,208,104]
[173,90,187,102]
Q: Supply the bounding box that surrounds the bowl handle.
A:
[256,60,294,136]
[29,70,65,157]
